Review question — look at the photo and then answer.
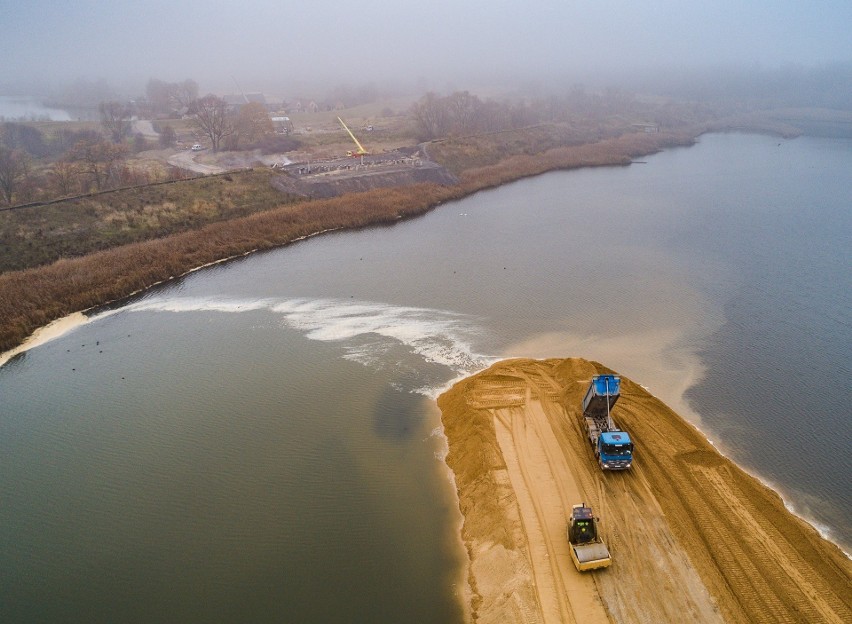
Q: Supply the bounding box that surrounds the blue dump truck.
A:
[582,375,634,470]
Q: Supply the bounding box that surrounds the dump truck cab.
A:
[598,430,633,469]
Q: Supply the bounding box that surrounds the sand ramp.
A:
[439,358,851,623]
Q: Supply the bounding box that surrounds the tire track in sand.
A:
[492,377,609,623]
[439,358,851,623]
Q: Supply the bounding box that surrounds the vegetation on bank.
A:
[0,129,693,355]
[452,131,693,193]
[427,123,616,175]
[0,169,303,272]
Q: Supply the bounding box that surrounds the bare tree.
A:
[171,79,199,110]
[0,146,30,205]
[99,101,133,143]
[146,78,199,116]
[49,160,80,197]
[68,138,127,191]
[192,95,234,152]
[446,91,483,134]
[411,92,450,140]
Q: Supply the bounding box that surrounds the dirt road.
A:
[166,149,228,175]
[438,358,851,623]
[132,119,159,139]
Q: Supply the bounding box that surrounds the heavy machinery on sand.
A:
[567,503,612,571]
[582,374,634,470]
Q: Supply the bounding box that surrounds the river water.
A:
[0,95,73,121]
[1,133,850,622]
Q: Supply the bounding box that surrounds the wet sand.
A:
[0,312,89,367]
[438,357,851,623]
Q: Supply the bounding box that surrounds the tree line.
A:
[3,80,707,206]
[0,118,185,207]
[0,92,292,207]
[408,86,710,142]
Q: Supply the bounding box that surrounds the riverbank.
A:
[0,130,693,357]
[438,358,852,623]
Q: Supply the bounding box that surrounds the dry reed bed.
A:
[0,131,693,354]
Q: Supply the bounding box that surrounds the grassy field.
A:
[0,169,304,272]
[283,105,419,159]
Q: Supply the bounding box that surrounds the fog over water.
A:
[1,0,850,94]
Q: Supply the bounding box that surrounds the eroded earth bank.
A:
[438,358,851,623]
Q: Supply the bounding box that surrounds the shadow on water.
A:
[373,384,423,440]
[2,351,27,368]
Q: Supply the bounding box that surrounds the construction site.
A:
[269,116,457,198]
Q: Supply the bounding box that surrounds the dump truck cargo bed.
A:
[582,374,621,417]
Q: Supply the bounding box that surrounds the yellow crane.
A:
[337,116,369,156]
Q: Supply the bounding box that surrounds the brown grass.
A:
[0,130,695,354]
[0,169,302,272]
[426,121,622,174]
[455,131,693,193]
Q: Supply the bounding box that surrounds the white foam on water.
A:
[429,425,450,462]
[114,295,496,395]
[269,298,489,370]
[121,296,273,315]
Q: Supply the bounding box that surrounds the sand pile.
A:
[438,358,851,623]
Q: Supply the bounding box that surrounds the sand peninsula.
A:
[438,357,851,623]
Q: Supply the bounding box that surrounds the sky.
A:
[1,0,851,96]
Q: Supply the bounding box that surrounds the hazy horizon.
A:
[2,0,851,99]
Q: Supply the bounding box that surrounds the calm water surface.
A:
[1,133,849,622]
[0,95,73,121]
